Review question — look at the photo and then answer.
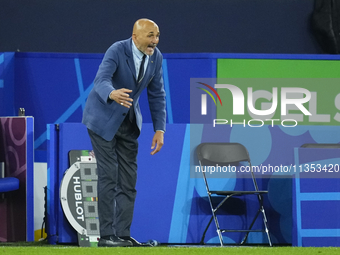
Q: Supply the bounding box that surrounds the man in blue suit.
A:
[82,18,166,247]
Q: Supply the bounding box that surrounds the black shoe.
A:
[98,235,133,247]
[119,236,152,247]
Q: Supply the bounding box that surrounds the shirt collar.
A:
[132,40,145,60]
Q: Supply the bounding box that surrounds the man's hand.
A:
[151,131,164,155]
[109,88,133,108]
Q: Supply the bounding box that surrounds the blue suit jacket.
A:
[82,38,166,141]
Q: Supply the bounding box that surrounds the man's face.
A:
[133,22,160,56]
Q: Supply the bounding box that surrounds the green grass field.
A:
[1,243,340,255]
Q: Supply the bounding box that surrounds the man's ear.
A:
[132,33,137,41]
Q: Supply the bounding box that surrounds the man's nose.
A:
[152,37,159,44]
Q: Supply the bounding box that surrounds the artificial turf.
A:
[1,243,340,255]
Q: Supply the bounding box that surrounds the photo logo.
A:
[194,80,327,128]
[192,78,340,127]
[196,82,222,115]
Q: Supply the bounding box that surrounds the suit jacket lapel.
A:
[124,39,137,81]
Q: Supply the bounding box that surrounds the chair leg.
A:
[257,193,272,246]
[240,194,272,246]
[240,207,272,246]
[240,208,262,245]
[200,215,214,244]
[207,194,224,246]
[261,207,272,246]
[200,210,224,246]
[211,211,224,246]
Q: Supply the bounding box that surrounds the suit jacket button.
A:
[122,113,126,116]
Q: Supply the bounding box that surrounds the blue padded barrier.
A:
[0,177,19,192]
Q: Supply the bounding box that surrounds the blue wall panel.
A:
[293,147,340,247]
[0,52,15,116]
[14,53,101,155]
[165,57,216,124]
[132,124,187,242]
